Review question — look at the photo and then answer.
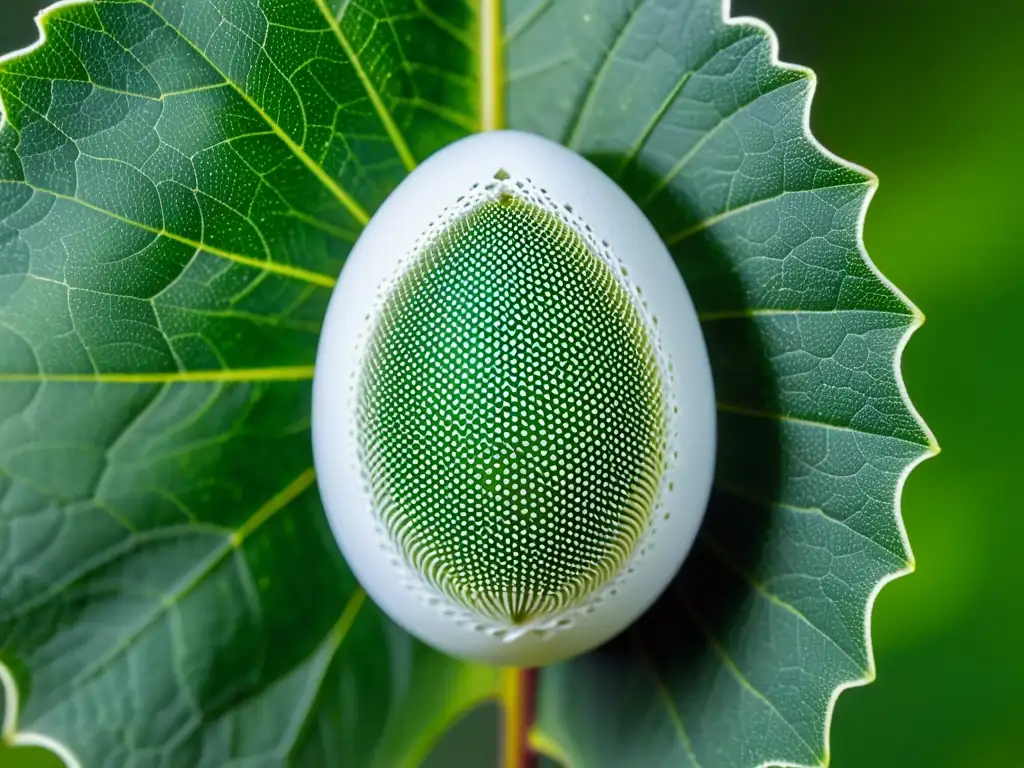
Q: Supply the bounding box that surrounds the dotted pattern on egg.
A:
[354,178,670,627]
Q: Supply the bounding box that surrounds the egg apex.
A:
[313,131,716,667]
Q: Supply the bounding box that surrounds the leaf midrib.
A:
[479,0,504,130]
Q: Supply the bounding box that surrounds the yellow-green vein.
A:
[0,178,338,287]
[66,469,318,690]
[529,727,575,767]
[414,0,473,47]
[232,468,317,545]
[479,0,504,130]
[315,0,417,172]
[144,3,372,227]
[0,366,316,384]
[283,589,368,755]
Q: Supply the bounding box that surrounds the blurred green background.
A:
[1,0,1020,766]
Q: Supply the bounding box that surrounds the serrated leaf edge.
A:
[0,1,940,767]
[528,2,939,768]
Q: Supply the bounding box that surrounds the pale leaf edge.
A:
[0,1,940,767]
[528,1,939,767]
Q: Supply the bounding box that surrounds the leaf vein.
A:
[712,484,910,567]
[631,632,705,768]
[672,585,823,765]
[562,0,645,147]
[141,1,371,226]
[665,181,870,245]
[639,44,800,207]
[317,0,416,171]
[0,179,338,287]
[697,307,914,322]
[715,400,930,448]
[59,469,316,694]
[504,0,554,44]
[284,589,368,757]
[698,531,869,674]
[0,367,315,384]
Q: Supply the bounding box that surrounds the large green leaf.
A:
[0,0,501,765]
[505,1,936,766]
[0,1,935,768]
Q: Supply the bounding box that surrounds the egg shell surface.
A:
[312,130,716,666]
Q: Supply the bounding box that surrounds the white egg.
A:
[312,130,715,667]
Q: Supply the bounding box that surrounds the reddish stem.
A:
[501,667,538,768]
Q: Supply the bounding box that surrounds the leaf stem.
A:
[479,0,504,130]
[501,667,537,768]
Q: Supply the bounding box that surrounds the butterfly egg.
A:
[313,131,715,667]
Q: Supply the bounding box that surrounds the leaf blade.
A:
[0,1,501,765]
[1,0,937,766]
[514,2,936,766]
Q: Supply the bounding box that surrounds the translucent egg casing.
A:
[313,130,715,667]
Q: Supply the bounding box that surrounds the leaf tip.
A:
[903,312,941,456]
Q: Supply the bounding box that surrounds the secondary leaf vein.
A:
[0,180,338,288]
[142,1,372,226]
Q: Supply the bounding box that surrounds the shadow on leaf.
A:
[541,151,783,724]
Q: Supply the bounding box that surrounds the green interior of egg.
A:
[357,191,666,625]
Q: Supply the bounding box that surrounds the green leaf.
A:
[0,2,935,768]
[0,0,499,764]
[505,1,936,766]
